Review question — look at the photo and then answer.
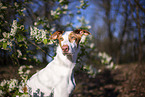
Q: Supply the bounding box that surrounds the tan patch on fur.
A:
[74,29,91,36]
[58,35,64,47]
[50,31,64,39]
[69,32,81,45]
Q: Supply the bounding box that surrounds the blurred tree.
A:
[89,0,145,64]
[129,0,145,64]
[0,0,90,66]
[116,0,129,64]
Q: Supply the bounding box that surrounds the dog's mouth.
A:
[63,52,73,55]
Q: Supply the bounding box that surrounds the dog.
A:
[26,29,90,97]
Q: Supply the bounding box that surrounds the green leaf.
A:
[43,39,47,45]
[3,42,7,49]
[18,35,23,42]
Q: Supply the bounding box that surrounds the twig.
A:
[28,40,54,60]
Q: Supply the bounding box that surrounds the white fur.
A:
[27,31,80,97]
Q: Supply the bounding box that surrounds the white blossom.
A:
[17,49,22,58]
[9,79,18,90]
[98,69,102,73]
[87,25,91,29]
[106,57,112,63]
[80,0,84,3]
[56,12,60,15]
[59,0,64,3]
[19,65,26,72]
[76,16,91,30]
[63,5,68,9]
[20,8,26,12]
[0,80,7,86]
[30,26,47,41]
[48,40,54,45]
[50,27,55,32]
[80,35,86,43]
[29,65,33,68]
[51,10,56,16]
[10,20,17,37]
[83,65,97,78]
[34,22,37,26]
[19,71,23,75]
[2,32,9,38]
[19,25,24,29]
[77,16,80,20]
[115,65,118,69]
[30,26,33,37]
[18,80,25,93]
[90,43,94,48]
[101,59,104,64]
[14,2,19,7]
[22,57,27,60]
[63,11,67,14]
[25,70,30,75]
[80,3,84,7]
[98,52,115,69]
[20,94,30,97]
[0,90,3,96]
[107,62,114,69]
[50,10,54,16]
[1,6,7,9]
[77,10,81,14]
[41,29,46,40]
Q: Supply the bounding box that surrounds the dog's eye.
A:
[71,36,75,40]
[59,37,64,41]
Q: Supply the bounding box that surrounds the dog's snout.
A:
[62,45,69,52]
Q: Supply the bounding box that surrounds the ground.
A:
[0,63,145,97]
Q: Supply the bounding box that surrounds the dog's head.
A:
[50,29,90,56]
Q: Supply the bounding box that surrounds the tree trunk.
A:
[136,5,142,64]
[116,1,128,64]
[129,0,143,64]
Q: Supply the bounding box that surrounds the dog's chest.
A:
[49,59,76,91]
[47,59,74,76]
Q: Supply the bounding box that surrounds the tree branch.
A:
[134,0,145,13]
[28,40,54,60]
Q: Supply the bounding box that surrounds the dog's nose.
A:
[62,45,69,52]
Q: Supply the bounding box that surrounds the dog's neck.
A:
[55,45,80,68]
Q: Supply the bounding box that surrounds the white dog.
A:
[26,29,90,97]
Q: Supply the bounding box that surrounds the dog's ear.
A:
[74,29,91,36]
[50,31,64,40]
